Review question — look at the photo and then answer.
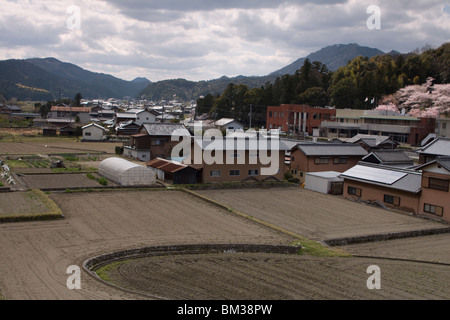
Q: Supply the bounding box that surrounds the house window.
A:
[348,186,362,197]
[84,132,91,137]
[229,170,240,176]
[269,112,272,118]
[315,157,329,164]
[291,156,295,161]
[334,157,348,164]
[424,203,444,217]
[428,177,449,192]
[248,169,259,176]
[210,170,221,177]
[384,194,400,206]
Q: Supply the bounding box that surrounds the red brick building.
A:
[266,104,336,136]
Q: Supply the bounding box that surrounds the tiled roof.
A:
[296,143,368,156]
[417,138,450,157]
[141,123,191,136]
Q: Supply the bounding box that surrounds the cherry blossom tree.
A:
[379,78,450,118]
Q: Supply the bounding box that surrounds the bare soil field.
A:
[103,252,450,300]
[0,188,449,300]
[0,190,294,300]
[0,139,121,155]
[196,188,448,242]
[18,173,110,189]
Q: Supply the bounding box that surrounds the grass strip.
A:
[0,189,63,223]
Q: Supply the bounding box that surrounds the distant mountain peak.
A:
[270,43,385,76]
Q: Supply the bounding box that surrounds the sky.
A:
[0,0,449,82]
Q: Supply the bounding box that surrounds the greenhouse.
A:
[98,157,156,186]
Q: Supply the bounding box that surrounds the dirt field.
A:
[104,252,450,300]
[19,173,112,189]
[0,139,122,155]
[196,188,448,242]
[0,190,294,300]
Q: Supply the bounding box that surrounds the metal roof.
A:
[147,157,199,173]
[340,163,422,193]
[296,143,368,156]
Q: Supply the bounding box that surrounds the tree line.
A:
[196,42,450,128]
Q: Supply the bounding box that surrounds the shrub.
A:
[98,177,108,186]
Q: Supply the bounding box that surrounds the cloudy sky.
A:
[1,0,449,82]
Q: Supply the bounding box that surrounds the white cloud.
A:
[0,0,448,82]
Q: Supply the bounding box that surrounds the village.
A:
[1,97,450,300]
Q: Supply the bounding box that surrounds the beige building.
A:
[341,162,422,214]
[185,137,289,184]
[416,157,450,223]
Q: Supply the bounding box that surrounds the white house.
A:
[215,118,244,133]
[82,123,108,141]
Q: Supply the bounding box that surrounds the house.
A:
[184,136,290,184]
[123,123,191,161]
[49,105,91,124]
[266,104,336,136]
[123,108,159,125]
[0,105,22,114]
[361,149,415,168]
[115,121,141,136]
[341,162,422,214]
[82,123,107,141]
[215,118,244,133]
[415,137,450,164]
[416,157,450,223]
[320,109,436,146]
[288,143,368,183]
[345,134,399,152]
[146,157,201,184]
[58,124,76,136]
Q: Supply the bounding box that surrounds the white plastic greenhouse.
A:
[98,157,156,186]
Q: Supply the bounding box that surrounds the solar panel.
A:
[342,165,407,185]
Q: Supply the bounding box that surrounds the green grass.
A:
[0,189,63,223]
[95,261,126,283]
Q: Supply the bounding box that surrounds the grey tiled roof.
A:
[141,123,191,136]
[296,143,368,156]
[417,138,450,157]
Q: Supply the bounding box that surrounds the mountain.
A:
[137,75,277,101]
[270,43,385,75]
[139,43,386,101]
[0,58,150,101]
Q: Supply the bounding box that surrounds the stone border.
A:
[83,243,302,299]
[323,227,450,246]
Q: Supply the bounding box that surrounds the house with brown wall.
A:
[289,143,368,183]
[183,137,289,184]
[124,123,191,161]
[416,157,450,223]
[340,162,422,214]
